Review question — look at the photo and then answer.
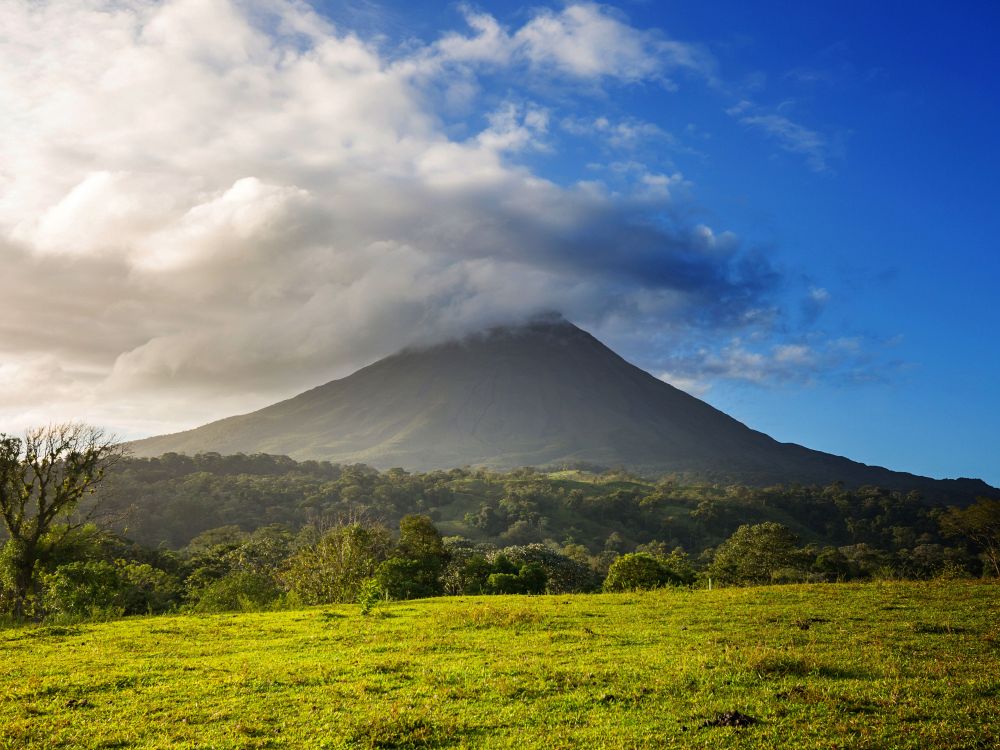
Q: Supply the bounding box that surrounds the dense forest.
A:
[2,447,998,622]
[98,453,968,564]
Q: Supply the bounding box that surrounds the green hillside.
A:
[2,580,998,749]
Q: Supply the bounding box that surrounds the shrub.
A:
[41,561,125,617]
[486,572,523,594]
[708,523,805,585]
[517,562,547,594]
[357,577,385,615]
[41,560,183,618]
[489,544,599,593]
[376,557,437,600]
[279,523,392,604]
[604,553,673,592]
[189,571,280,613]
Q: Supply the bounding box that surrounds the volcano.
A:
[130,317,993,499]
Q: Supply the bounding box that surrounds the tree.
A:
[278,522,392,604]
[398,514,449,568]
[604,552,672,592]
[708,522,803,585]
[387,514,450,597]
[0,424,124,617]
[939,499,1000,577]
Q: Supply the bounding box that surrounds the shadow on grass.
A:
[347,711,465,748]
[748,655,869,680]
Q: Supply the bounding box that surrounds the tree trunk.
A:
[7,541,36,619]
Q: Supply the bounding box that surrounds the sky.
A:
[0,0,997,485]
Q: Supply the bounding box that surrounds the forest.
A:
[1,434,996,623]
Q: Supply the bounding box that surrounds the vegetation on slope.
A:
[97,454,977,554]
[3,446,998,621]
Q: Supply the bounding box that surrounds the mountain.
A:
[130,317,994,500]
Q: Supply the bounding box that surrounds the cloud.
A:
[0,0,775,436]
[434,3,714,84]
[740,114,832,172]
[725,98,839,173]
[562,115,671,149]
[652,334,896,390]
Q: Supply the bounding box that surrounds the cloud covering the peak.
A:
[0,0,863,436]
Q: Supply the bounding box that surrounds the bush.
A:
[488,544,598,593]
[41,561,125,618]
[118,562,183,614]
[708,523,805,585]
[376,557,438,600]
[517,562,547,594]
[604,553,674,592]
[357,578,385,615]
[188,571,281,613]
[40,560,183,618]
[279,523,392,604]
[486,572,522,594]
[442,552,495,595]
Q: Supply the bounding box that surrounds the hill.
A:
[2,581,998,749]
[130,317,994,500]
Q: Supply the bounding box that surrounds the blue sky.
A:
[0,1,996,484]
[314,0,1000,483]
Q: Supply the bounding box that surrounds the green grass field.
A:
[2,581,998,749]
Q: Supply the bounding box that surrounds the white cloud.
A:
[739,113,833,173]
[434,3,713,84]
[809,286,831,304]
[562,115,670,149]
[658,372,711,397]
[0,0,762,437]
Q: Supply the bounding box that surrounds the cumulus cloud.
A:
[0,0,776,436]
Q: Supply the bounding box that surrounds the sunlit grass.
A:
[1,580,997,748]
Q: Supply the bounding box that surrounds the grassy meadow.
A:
[1,580,998,749]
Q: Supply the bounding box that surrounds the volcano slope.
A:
[130,318,993,500]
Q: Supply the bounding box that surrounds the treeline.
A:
[2,446,998,623]
[96,453,987,570]
[8,505,998,623]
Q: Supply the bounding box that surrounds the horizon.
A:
[1,1,997,485]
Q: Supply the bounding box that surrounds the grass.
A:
[1,580,998,749]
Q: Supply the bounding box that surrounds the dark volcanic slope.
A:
[130,319,993,499]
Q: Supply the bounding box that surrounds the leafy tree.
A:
[398,515,447,561]
[0,425,124,617]
[516,562,547,594]
[376,557,434,600]
[486,572,522,594]
[483,561,547,594]
[939,498,1000,576]
[279,522,391,604]
[40,561,126,618]
[604,553,672,591]
[490,544,598,593]
[370,515,451,599]
[657,548,697,586]
[708,522,803,585]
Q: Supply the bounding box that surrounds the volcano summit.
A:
[131,318,993,500]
